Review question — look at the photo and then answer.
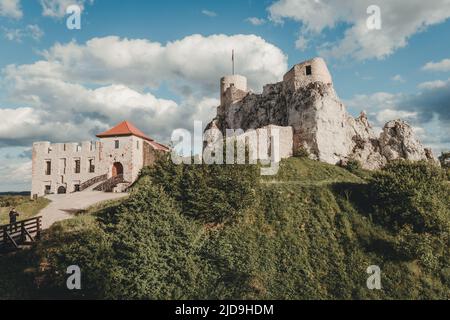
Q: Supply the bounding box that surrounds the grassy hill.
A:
[0,156,448,299]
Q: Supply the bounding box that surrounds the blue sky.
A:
[0,0,449,191]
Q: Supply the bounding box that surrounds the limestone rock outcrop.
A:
[206,57,436,170]
[379,120,436,162]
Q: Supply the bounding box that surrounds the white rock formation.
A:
[379,120,435,162]
[206,57,436,170]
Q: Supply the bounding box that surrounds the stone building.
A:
[31,121,169,198]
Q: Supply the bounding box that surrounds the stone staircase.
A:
[93,174,129,192]
[79,174,108,191]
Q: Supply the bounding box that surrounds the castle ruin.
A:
[206,57,436,169]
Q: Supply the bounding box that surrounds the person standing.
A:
[9,208,20,232]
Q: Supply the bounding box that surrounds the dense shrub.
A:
[142,154,260,223]
[369,161,449,234]
[344,159,362,173]
[438,152,450,180]
[294,146,310,158]
[0,196,28,208]
[104,184,203,299]
[37,185,203,299]
[439,152,450,168]
[394,225,448,271]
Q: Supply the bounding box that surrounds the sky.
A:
[0,0,449,191]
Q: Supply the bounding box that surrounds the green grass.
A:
[0,196,51,225]
[263,157,365,184]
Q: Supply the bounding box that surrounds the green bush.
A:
[438,152,450,168]
[394,225,448,271]
[438,152,450,180]
[344,159,362,173]
[369,161,449,234]
[37,184,204,299]
[294,146,310,158]
[103,184,203,299]
[143,154,260,223]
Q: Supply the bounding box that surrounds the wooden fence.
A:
[0,216,42,249]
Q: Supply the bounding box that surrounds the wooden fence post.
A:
[2,226,6,245]
[21,221,25,243]
[36,217,41,240]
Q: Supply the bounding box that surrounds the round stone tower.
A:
[220,75,247,106]
[283,57,332,92]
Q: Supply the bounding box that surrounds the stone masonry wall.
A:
[31,141,102,197]
[32,135,151,197]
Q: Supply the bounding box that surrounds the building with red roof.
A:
[31,121,169,198]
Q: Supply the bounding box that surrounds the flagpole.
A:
[232,49,235,75]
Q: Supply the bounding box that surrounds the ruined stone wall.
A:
[31,136,148,197]
[143,141,159,167]
[220,75,247,105]
[283,57,332,92]
[218,87,249,117]
[31,141,102,197]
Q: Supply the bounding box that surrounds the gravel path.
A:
[40,191,128,229]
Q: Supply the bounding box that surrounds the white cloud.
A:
[27,24,44,40]
[391,74,405,83]
[2,28,21,41]
[7,161,31,182]
[268,0,450,60]
[417,79,449,90]
[246,17,266,26]
[201,9,217,17]
[0,0,22,19]
[1,34,286,148]
[8,34,287,94]
[345,92,402,112]
[2,24,44,42]
[0,158,31,191]
[40,0,93,18]
[422,58,450,72]
[295,36,308,51]
[0,84,217,148]
[375,109,417,123]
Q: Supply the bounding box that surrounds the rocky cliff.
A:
[206,58,436,170]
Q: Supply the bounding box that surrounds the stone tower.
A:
[283,57,332,92]
[220,75,248,105]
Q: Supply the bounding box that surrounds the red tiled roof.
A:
[96,121,170,151]
[96,121,154,141]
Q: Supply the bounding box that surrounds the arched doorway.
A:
[57,186,67,194]
[112,162,124,177]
